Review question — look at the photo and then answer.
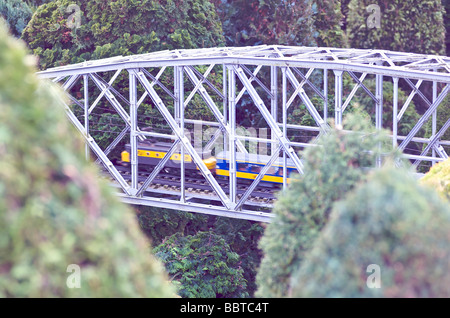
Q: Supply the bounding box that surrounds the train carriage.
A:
[215,151,297,184]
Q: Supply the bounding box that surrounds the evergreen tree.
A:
[290,165,450,297]
[312,0,346,47]
[255,114,400,297]
[0,0,32,37]
[0,20,174,297]
[211,0,317,47]
[22,0,225,70]
[442,0,450,55]
[347,0,446,55]
[153,231,248,298]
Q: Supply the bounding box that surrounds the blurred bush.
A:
[255,114,401,297]
[0,20,173,297]
[290,165,450,297]
[421,158,450,201]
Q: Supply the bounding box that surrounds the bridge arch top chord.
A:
[38,45,450,83]
[37,45,450,223]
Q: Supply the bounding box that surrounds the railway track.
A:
[101,165,279,206]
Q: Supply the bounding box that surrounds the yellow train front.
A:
[121,141,217,172]
[215,151,296,184]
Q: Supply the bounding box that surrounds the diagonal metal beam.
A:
[285,67,329,132]
[233,65,304,174]
[183,66,248,154]
[397,79,423,121]
[95,126,130,164]
[136,139,181,197]
[399,84,450,151]
[89,73,146,142]
[188,65,224,99]
[404,78,432,107]
[62,74,80,91]
[291,67,325,100]
[240,64,273,97]
[89,69,123,114]
[184,64,215,107]
[236,65,263,104]
[235,145,282,210]
[134,69,234,209]
[49,86,133,195]
[413,117,450,167]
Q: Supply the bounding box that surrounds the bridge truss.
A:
[37,45,450,223]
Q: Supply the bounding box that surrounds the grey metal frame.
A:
[38,45,450,223]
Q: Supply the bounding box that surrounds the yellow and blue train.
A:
[121,142,296,185]
[215,151,296,184]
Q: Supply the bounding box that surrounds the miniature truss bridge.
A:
[37,45,450,223]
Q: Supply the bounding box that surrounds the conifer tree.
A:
[0,20,174,297]
[290,165,450,297]
[256,114,399,297]
[347,0,446,55]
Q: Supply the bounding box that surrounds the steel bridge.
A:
[37,45,450,223]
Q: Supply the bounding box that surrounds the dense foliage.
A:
[444,0,450,55]
[255,114,400,297]
[212,0,346,47]
[212,0,316,47]
[153,231,248,298]
[420,158,450,201]
[22,0,225,69]
[290,165,450,297]
[137,206,209,246]
[0,21,174,297]
[0,0,33,37]
[347,0,446,55]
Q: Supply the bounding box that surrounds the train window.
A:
[147,152,150,156]
[279,168,293,177]
[250,165,261,173]
[155,153,159,157]
[238,163,249,171]
[267,166,279,175]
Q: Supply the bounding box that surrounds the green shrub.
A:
[290,165,450,297]
[153,231,248,298]
[0,20,173,297]
[255,114,400,297]
[420,158,450,201]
